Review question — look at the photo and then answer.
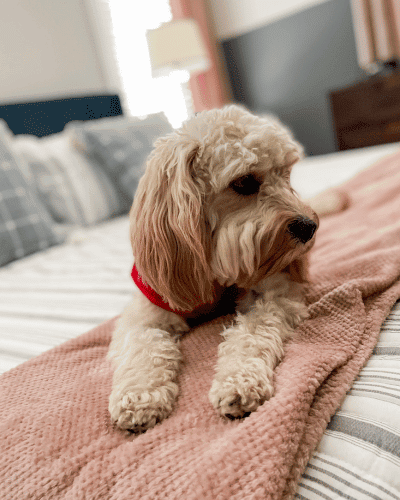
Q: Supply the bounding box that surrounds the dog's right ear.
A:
[286,255,309,283]
[130,132,213,312]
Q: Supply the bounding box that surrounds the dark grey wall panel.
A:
[222,0,365,155]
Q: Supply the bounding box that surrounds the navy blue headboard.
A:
[0,94,123,137]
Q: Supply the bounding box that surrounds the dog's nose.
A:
[287,217,317,243]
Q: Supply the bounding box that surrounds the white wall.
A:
[0,0,332,104]
[0,0,121,104]
[208,0,332,40]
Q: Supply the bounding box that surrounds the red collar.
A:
[131,264,189,316]
[131,264,238,320]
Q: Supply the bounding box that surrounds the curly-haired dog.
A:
[108,105,319,431]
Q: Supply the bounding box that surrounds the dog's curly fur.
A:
[108,105,320,431]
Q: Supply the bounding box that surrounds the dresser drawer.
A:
[330,72,400,150]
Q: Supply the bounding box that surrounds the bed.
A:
[1,104,400,500]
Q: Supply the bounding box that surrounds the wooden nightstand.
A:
[329,71,400,151]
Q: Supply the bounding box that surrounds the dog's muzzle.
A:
[287,217,317,244]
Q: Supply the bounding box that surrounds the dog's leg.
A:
[108,293,189,431]
[209,275,308,418]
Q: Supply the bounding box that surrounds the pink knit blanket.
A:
[2,150,400,500]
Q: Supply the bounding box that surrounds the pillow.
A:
[0,122,63,267]
[68,113,172,201]
[12,131,128,226]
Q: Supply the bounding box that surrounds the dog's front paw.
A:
[209,359,274,418]
[109,382,179,431]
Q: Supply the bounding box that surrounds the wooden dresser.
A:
[329,71,400,151]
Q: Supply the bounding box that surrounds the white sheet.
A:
[292,141,400,198]
[297,300,400,499]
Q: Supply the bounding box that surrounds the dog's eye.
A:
[229,174,261,196]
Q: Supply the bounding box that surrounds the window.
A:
[107,0,188,127]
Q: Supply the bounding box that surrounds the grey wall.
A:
[222,0,365,155]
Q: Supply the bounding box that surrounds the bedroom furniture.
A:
[146,19,211,78]
[0,122,63,267]
[2,143,400,499]
[1,139,398,374]
[1,97,400,498]
[0,94,122,137]
[147,18,212,117]
[0,106,171,267]
[329,70,400,150]
[169,0,231,113]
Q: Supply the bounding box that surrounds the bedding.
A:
[0,122,63,267]
[69,112,173,200]
[12,131,125,225]
[1,135,400,499]
[0,216,133,374]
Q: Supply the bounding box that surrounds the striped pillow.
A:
[12,131,128,226]
[0,122,63,267]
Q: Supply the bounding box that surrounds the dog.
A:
[108,104,319,431]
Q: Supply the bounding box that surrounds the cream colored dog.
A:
[108,105,319,431]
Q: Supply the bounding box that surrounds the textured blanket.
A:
[2,150,400,500]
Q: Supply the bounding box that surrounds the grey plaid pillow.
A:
[0,124,63,267]
[69,113,172,202]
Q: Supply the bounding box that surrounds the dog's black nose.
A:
[287,217,317,243]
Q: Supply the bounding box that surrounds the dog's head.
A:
[130,105,318,311]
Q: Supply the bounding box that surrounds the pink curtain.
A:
[351,0,400,72]
[169,0,231,112]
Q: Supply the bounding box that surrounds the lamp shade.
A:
[146,19,211,78]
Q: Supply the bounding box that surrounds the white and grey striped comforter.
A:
[296,302,400,499]
[0,215,134,374]
[1,142,400,499]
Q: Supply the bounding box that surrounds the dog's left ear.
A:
[130,133,213,312]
